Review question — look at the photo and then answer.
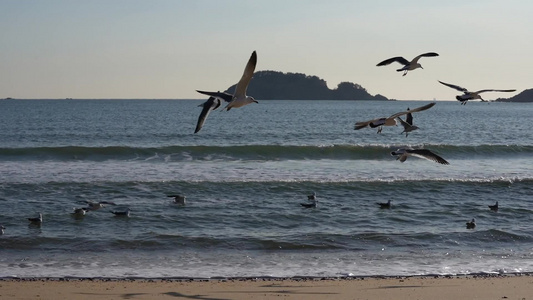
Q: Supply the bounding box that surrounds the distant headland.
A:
[495,89,533,102]
[224,70,389,101]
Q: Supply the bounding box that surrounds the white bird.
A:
[197,51,258,111]
[0,225,5,235]
[391,148,449,165]
[466,218,476,229]
[28,213,43,225]
[194,96,226,134]
[110,208,131,217]
[355,102,435,133]
[377,52,439,76]
[396,107,419,137]
[168,194,186,205]
[83,200,116,211]
[438,81,516,105]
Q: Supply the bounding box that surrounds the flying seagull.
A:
[488,201,499,212]
[377,200,392,209]
[377,52,439,76]
[466,218,476,229]
[396,107,419,137]
[194,96,225,133]
[168,194,186,205]
[391,148,449,165]
[438,81,516,105]
[355,102,435,133]
[196,51,258,111]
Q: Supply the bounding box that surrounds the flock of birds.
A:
[0,51,515,235]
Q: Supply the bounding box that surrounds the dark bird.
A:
[377,200,392,209]
[396,107,419,137]
[377,52,439,76]
[488,201,499,212]
[466,218,476,229]
[196,51,258,111]
[195,96,225,133]
[168,194,186,205]
[438,81,516,105]
[355,102,435,133]
[307,192,317,201]
[300,201,317,208]
[28,213,43,225]
[391,148,449,165]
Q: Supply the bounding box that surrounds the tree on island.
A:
[224,70,388,100]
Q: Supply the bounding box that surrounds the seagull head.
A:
[248,96,258,104]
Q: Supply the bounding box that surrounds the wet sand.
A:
[1,274,532,300]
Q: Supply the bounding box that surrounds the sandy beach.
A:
[0,275,531,300]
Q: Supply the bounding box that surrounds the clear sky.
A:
[1,0,531,100]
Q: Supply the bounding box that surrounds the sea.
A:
[0,99,532,279]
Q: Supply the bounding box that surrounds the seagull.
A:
[83,200,116,211]
[488,201,499,212]
[72,207,88,216]
[377,52,439,76]
[377,200,392,209]
[391,148,449,165]
[396,108,419,137]
[438,81,516,105]
[28,213,43,225]
[0,225,5,235]
[307,192,317,201]
[194,96,223,133]
[168,194,186,205]
[197,51,258,111]
[466,218,476,229]
[300,201,317,208]
[355,102,435,133]
[110,208,131,217]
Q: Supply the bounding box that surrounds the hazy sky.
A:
[1,0,531,100]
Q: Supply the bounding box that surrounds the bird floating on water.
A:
[83,200,116,211]
[377,200,392,209]
[466,218,476,229]
[377,52,439,76]
[391,148,449,165]
[110,208,131,217]
[0,225,5,235]
[168,194,186,205]
[307,192,317,201]
[301,193,318,208]
[72,208,88,216]
[28,213,43,225]
[488,201,499,212]
[196,51,258,111]
[438,81,516,105]
[355,102,435,133]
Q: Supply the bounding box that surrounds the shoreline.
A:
[0,273,531,300]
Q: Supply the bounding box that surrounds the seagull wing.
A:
[354,118,386,130]
[474,89,516,94]
[376,56,410,66]
[411,52,439,64]
[396,116,410,130]
[438,81,468,92]
[406,149,449,165]
[195,97,220,133]
[196,90,233,102]
[405,111,413,125]
[234,51,257,98]
[388,102,436,119]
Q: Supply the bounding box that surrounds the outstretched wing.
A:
[388,102,436,119]
[376,56,410,66]
[234,51,257,98]
[475,89,516,94]
[407,149,449,165]
[196,90,233,102]
[195,97,221,134]
[411,52,439,64]
[438,81,468,92]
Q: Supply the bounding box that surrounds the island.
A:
[224,70,389,100]
[495,89,533,102]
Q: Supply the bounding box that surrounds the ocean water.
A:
[0,99,532,278]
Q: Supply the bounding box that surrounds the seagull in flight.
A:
[391,148,449,165]
[355,102,435,133]
[396,107,419,137]
[377,52,439,76]
[194,96,225,133]
[197,51,258,111]
[438,81,516,105]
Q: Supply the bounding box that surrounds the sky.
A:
[1,0,531,100]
